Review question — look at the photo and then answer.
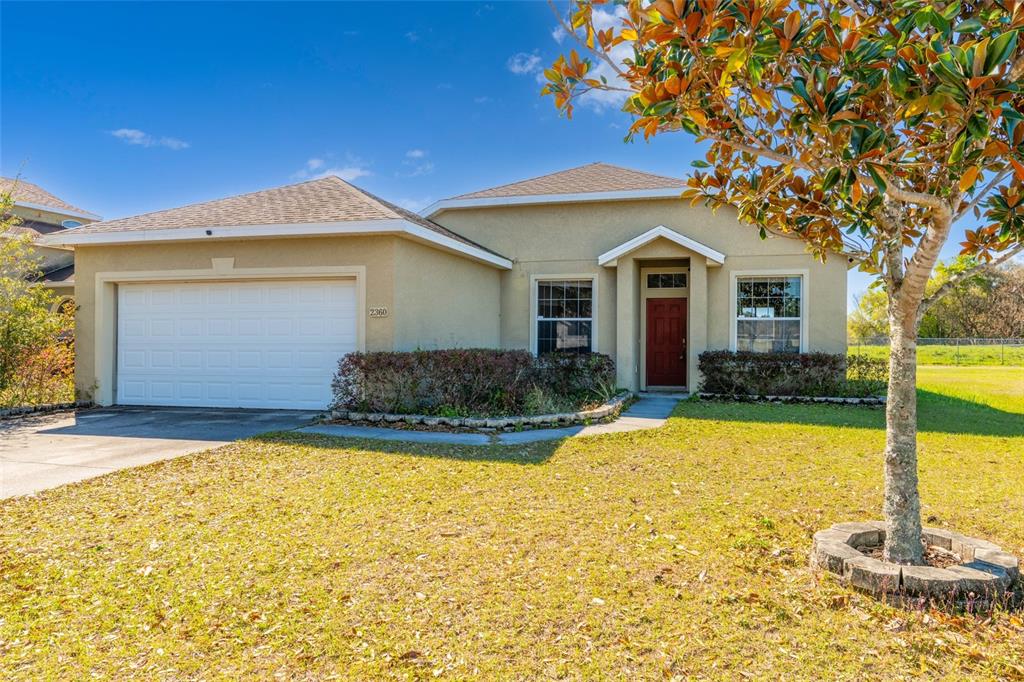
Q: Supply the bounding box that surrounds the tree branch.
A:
[546,0,627,80]
[920,244,1024,314]
[954,170,1010,221]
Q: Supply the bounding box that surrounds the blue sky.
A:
[1,1,978,305]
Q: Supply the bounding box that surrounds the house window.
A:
[735,276,802,353]
[646,272,687,289]
[537,279,593,354]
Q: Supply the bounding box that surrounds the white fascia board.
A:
[14,201,102,222]
[598,225,726,267]
[420,187,685,218]
[39,219,513,269]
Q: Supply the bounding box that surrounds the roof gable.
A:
[0,177,99,221]
[598,226,726,267]
[42,176,511,269]
[452,163,684,199]
[422,163,685,217]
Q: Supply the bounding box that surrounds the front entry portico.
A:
[599,225,725,393]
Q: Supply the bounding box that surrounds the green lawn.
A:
[850,342,1024,366]
[2,367,1022,679]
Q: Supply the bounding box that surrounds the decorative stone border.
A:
[326,391,632,431]
[0,400,92,421]
[699,392,885,405]
[811,521,1020,599]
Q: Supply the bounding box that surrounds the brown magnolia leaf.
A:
[959,166,980,192]
[783,10,800,40]
[1011,158,1024,181]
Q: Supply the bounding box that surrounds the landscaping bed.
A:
[331,348,620,420]
[327,391,632,433]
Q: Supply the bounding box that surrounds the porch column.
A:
[615,257,639,391]
[688,257,708,391]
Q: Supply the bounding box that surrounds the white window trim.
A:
[729,269,809,353]
[529,274,599,356]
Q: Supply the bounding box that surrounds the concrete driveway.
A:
[0,407,315,499]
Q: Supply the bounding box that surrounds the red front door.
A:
[646,298,687,387]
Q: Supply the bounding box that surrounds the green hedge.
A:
[331,349,616,417]
[698,351,887,397]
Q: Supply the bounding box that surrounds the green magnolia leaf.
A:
[948,132,967,164]
[821,167,841,191]
[985,30,1018,74]
[954,18,983,33]
[966,113,989,140]
[691,160,711,168]
[866,164,888,193]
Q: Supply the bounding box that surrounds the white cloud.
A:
[507,52,542,75]
[110,128,190,150]
[473,96,492,105]
[400,149,434,177]
[293,155,371,182]
[551,26,568,44]
[405,31,420,43]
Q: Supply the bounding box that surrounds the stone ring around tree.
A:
[811,522,1019,605]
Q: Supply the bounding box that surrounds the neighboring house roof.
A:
[39,264,75,286]
[0,176,101,221]
[42,176,512,269]
[422,162,686,217]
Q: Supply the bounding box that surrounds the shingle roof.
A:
[40,264,75,284]
[68,175,498,254]
[0,177,94,217]
[450,162,685,200]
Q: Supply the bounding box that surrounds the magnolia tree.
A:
[544,0,1024,565]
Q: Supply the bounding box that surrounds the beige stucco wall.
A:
[435,198,848,390]
[392,238,501,350]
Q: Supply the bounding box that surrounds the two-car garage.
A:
[115,279,358,410]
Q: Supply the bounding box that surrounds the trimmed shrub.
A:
[331,349,616,416]
[535,351,616,397]
[845,354,889,396]
[698,350,877,397]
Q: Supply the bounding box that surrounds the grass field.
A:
[850,342,1024,366]
[1,367,1022,679]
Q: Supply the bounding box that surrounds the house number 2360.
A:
[369,307,389,318]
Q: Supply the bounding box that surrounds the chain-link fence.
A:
[848,338,1024,366]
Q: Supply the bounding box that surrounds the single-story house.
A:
[1,176,101,305]
[44,163,848,410]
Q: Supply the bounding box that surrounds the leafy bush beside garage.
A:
[331,349,616,417]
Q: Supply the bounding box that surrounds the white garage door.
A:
[117,280,358,409]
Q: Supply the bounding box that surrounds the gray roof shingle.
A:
[450,162,685,200]
[1,177,95,217]
[67,176,500,255]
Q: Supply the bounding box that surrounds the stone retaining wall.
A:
[327,392,632,431]
[0,400,93,420]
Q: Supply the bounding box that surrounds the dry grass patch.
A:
[1,367,1022,679]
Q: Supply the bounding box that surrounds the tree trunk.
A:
[882,301,924,565]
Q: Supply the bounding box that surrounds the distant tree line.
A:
[849,258,1024,341]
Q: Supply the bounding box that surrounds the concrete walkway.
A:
[298,393,682,446]
[1,407,315,498]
